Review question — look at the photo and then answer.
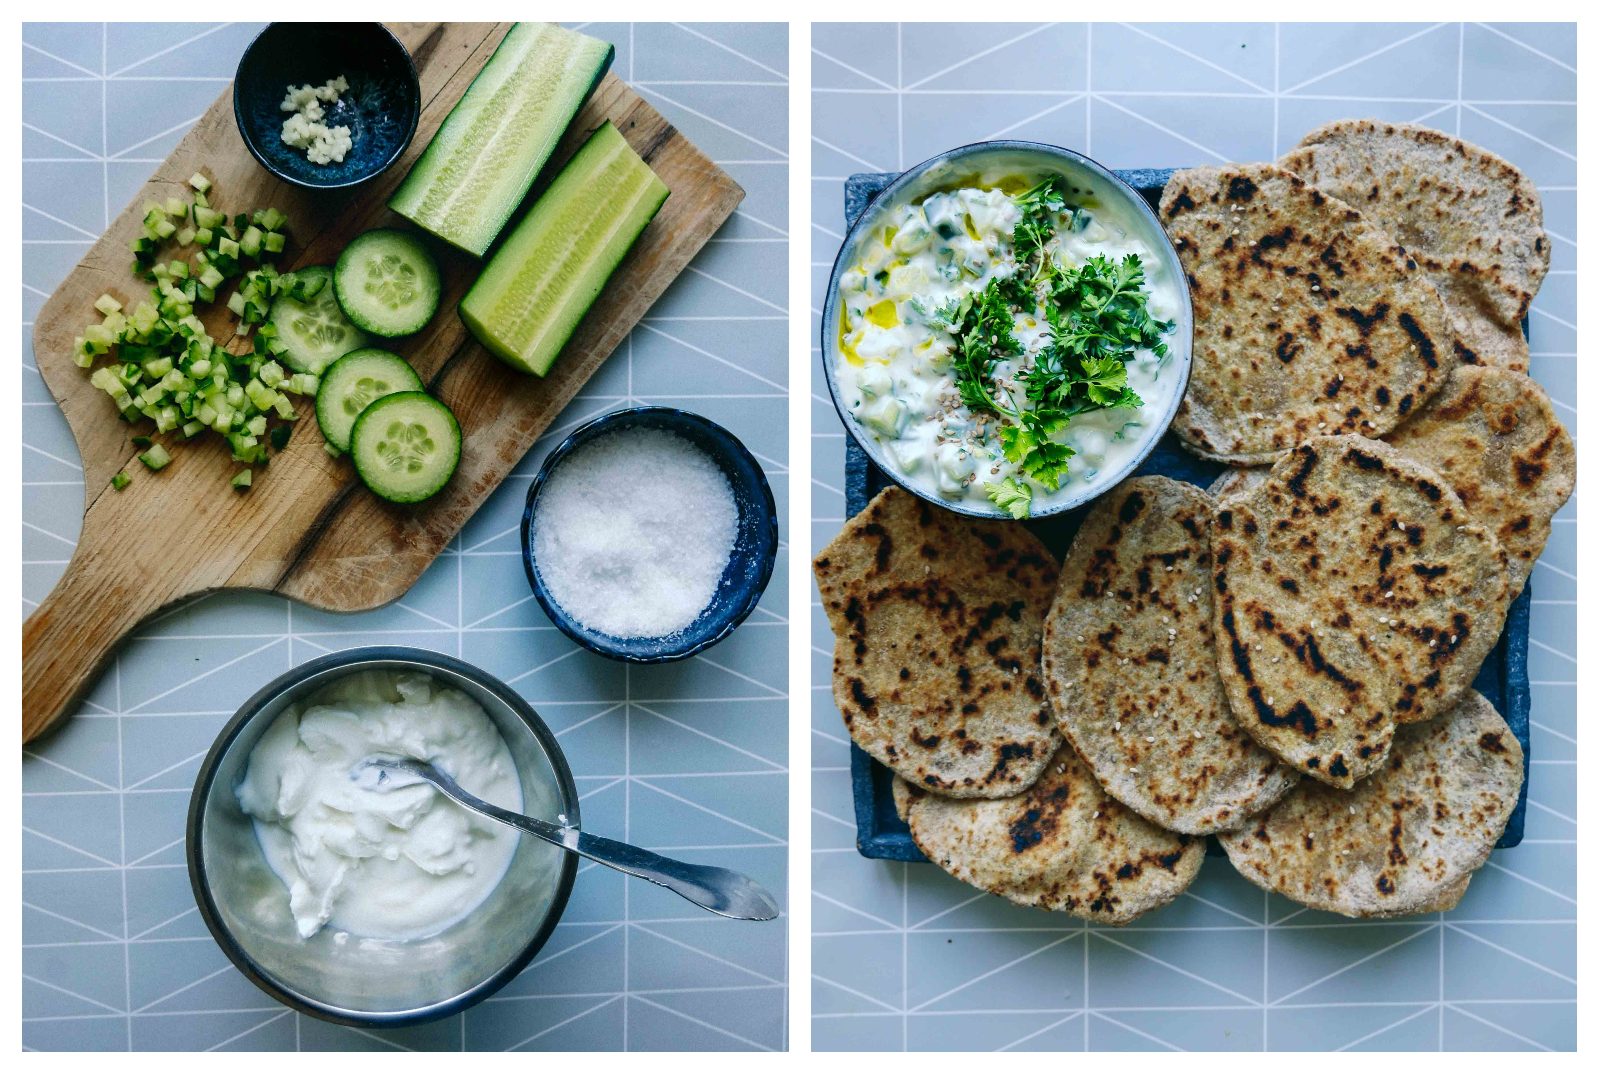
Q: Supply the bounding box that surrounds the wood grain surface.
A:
[22,21,745,742]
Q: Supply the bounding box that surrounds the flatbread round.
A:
[1212,436,1512,788]
[899,744,1205,924]
[1041,477,1298,834]
[1384,364,1575,599]
[1219,690,1522,918]
[814,486,1061,798]
[1161,163,1455,465]
[1282,120,1549,373]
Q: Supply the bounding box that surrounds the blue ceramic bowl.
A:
[233,23,420,191]
[522,407,779,663]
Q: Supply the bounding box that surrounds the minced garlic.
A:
[279,76,353,166]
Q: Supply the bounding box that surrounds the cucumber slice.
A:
[333,230,442,337]
[266,265,369,375]
[315,347,424,453]
[388,23,614,256]
[349,391,460,504]
[459,122,668,377]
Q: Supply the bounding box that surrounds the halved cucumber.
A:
[315,348,425,452]
[267,265,369,374]
[333,230,442,337]
[389,23,614,256]
[350,391,460,504]
[459,121,669,377]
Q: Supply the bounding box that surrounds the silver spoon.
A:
[354,756,779,922]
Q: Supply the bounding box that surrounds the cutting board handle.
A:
[22,553,164,743]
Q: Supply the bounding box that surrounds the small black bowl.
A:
[233,23,420,191]
[521,407,780,664]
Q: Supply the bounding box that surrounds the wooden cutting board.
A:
[23,22,745,743]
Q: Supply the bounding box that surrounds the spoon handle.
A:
[414,764,780,921]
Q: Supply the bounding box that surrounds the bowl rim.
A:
[185,645,581,1027]
[231,21,421,191]
[520,405,780,664]
[819,138,1195,521]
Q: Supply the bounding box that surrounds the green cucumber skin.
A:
[314,347,424,453]
[388,23,615,257]
[333,230,442,338]
[349,391,461,504]
[459,123,669,377]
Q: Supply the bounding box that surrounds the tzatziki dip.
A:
[833,172,1180,517]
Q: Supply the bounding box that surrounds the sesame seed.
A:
[1450,635,1458,643]
[1379,617,1388,624]
[1385,591,1394,598]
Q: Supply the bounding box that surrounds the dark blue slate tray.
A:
[834,168,1531,862]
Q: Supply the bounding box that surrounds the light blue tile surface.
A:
[22,21,788,1052]
[812,21,1576,1052]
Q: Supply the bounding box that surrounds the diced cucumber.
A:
[111,471,131,491]
[349,391,461,504]
[388,22,614,256]
[265,265,369,375]
[460,121,668,377]
[314,347,424,453]
[332,230,442,337]
[138,443,171,471]
[231,470,252,490]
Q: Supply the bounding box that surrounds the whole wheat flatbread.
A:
[1384,364,1575,599]
[1161,163,1455,465]
[898,744,1204,924]
[814,487,1060,798]
[1211,436,1511,787]
[1041,477,1298,833]
[1219,690,1522,918]
[1282,120,1549,373]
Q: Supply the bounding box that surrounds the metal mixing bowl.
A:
[186,647,579,1026]
[819,139,1195,520]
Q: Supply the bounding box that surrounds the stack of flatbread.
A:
[816,121,1569,924]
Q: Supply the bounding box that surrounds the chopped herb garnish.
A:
[944,191,1174,516]
[986,476,1033,520]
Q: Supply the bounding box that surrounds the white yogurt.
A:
[834,175,1182,513]
[236,671,522,941]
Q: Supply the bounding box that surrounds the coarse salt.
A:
[533,427,738,639]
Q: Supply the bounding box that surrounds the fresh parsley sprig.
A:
[1011,176,1072,266]
[946,213,1172,517]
